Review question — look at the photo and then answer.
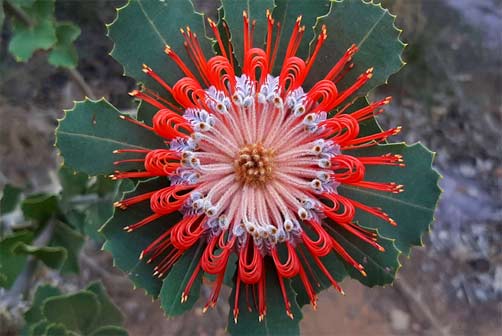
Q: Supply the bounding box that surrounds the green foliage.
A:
[1,184,22,215]
[22,282,126,336]
[21,193,59,222]
[101,178,181,297]
[341,143,441,254]
[13,243,67,269]
[228,259,303,336]
[108,0,212,94]
[0,231,33,287]
[160,243,204,316]
[56,99,165,176]
[48,22,81,68]
[0,0,5,31]
[313,0,405,93]
[8,0,57,61]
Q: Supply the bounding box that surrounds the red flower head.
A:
[108,9,408,322]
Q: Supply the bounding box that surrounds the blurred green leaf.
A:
[56,99,165,176]
[0,184,22,215]
[160,243,204,316]
[0,231,33,288]
[43,323,68,336]
[30,320,51,336]
[23,284,62,336]
[49,222,84,274]
[13,243,67,269]
[0,1,5,32]
[86,281,124,328]
[42,291,100,335]
[48,22,81,68]
[89,326,128,336]
[21,193,59,222]
[8,0,57,61]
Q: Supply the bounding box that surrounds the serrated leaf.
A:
[101,178,182,297]
[23,284,62,336]
[340,143,441,254]
[42,291,100,335]
[160,242,204,316]
[49,222,84,274]
[221,0,274,68]
[327,223,400,286]
[136,100,157,126]
[108,0,213,94]
[48,22,81,68]
[56,99,165,176]
[0,231,33,288]
[311,0,405,93]
[30,320,51,336]
[227,258,303,336]
[21,193,59,222]
[1,184,22,215]
[13,243,67,270]
[8,0,57,61]
[271,0,330,74]
[86,281,124,328]
[89,326,128,336]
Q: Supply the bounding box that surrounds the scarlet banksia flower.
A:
[109,8,406,322]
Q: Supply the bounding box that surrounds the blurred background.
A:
[0,0,500,335]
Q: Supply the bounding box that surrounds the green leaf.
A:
[89,326,128,336]
[1,184,22,215]
[42,291,100,335]
[48,22,81,68]
[0,231,33,288]
[101,178,182,297]
[58,166,89,202]
[340,143,441,254]
[56,99,165,176]
[108,0,213,93]
[271,0,331,74]
[86,281,124,328]
[221,0,274,68]
[21,193,59,222]
[49,222,84,274]
[160,242,204,316]
[227,258,303,336]
[8,0,57,61]
[23,284,62,336]
[13,243,67,269]
[312,0,405,93]
[43,323,68,336]
[136,100,157,127]
[30,320,51,336]
[342,96,384,137]
[326,223,400,286]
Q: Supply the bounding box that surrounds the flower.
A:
[110,10,404,322]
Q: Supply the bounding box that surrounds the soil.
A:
[0,0,500,335]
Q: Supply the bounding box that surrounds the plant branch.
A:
[394,276,451,336]
[4,1,33,27]
[66,67,96,100]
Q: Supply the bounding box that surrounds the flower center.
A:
[234,143,275,186]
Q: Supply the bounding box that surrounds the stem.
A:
[5,220,56,305]
[66,68,97,100]
[4,1,34,27]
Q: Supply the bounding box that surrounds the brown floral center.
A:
[234,143,275,186]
